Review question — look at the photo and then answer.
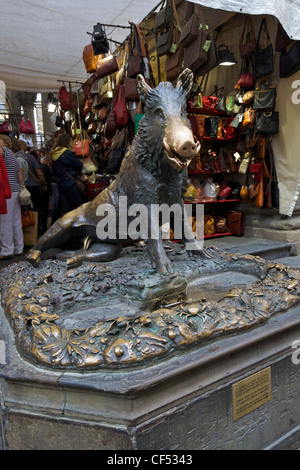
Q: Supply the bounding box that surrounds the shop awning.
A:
[191,0,300,41]
[0,0,160,93]
[1,0,300,93]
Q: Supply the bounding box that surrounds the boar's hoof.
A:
[25,250,42,268]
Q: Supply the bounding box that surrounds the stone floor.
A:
[0,235,299,271]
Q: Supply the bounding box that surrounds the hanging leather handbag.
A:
[179,11,199,48]
[154,1,173,30]
[254,19,274,79]
[94,54,119,79]
[59,85,73,111]
[280,41,300,78]
[256,111,279,135]
[124,77,139,102]
[183,5,208,73]
[253,85,276,110]
[275,22,293,52]
[239,15,257,59]
[157,28,174,57]
[242,90,255,105]
[114,85,129,128]
[74,131,90,157]
[241,107,256,128]
[83,44,97,73]
[165,48,184,81]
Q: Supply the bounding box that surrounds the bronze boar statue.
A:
[26,68,211,274]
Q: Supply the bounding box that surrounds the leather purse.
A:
[94,54,119,79]
[195,115,206,138]
[154,1,173,30]
[253,85,276,110]
[256,111,279,135]
[124,77,139,102]
[114,85,129,128]
[239,15,257,59]
[254,19,274,79]
[280,41,300,78]
[83,44,97,73]
[179,12,199,48]
[165,48,184,81]
[183,5,209,73]
[236,72,255,89]
[74,131,90,157]
[243,90,254,104]
[241,107,256,128]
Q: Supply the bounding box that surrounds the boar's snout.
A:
[163,118,200,170]
[176,139,198,158]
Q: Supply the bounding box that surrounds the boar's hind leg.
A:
[25,211,84,267]
[62,242,122,269]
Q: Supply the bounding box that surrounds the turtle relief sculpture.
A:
[25,68,211,274]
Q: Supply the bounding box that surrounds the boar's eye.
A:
[154,107,165,119]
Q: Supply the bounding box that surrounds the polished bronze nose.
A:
[177,139,198,158]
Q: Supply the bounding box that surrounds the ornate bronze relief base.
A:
[0,243,299,370]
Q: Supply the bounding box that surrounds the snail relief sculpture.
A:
[25,69,210,274]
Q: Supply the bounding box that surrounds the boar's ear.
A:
[137,74,152,104]
[176,68,193,97]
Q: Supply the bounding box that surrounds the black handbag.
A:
[154,1,173,30]
[156,29,173,57]
[280,41,300,78]
[253,85,276,110]
[256,111,279,135]
[254,19,274,79]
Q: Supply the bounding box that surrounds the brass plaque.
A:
[232,367,271,421]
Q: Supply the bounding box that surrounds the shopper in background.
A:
[50,133,83,215]
[19,140,47,217]
[30,149,52,234]
[11,139,28,184]
[0,135,24,259]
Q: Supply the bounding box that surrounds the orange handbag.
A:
[74,131,90,157]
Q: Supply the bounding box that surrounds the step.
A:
[204,236,293,261]
[274,255,300,270]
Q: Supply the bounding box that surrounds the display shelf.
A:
[186,107,229,117]
[188,170,237,176]
[184,198,241,204]
[173,232,232,243]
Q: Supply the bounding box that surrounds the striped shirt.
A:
[1,146,20,193]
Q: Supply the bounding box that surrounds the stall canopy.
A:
[1,0,300,93]
[0,0,160,92]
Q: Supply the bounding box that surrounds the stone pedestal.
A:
[1,299,300,450]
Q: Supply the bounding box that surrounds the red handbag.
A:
[19,117,35,134]
[114,86,129,128]
[59,85,73,111]
[223,118,238,140]
[202,95,218,111]
[74,131,89,157]
[235,72,255,89]
[0,121,10,134]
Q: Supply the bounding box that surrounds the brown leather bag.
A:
[165,49,184,81]
[83,44,97,73]
[195,115,206,138]
[239,15,256,58]
[94,55,119,79]
[124,77,140,102]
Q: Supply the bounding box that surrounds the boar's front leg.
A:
[181,204,212,259]
[146,205,174,274]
